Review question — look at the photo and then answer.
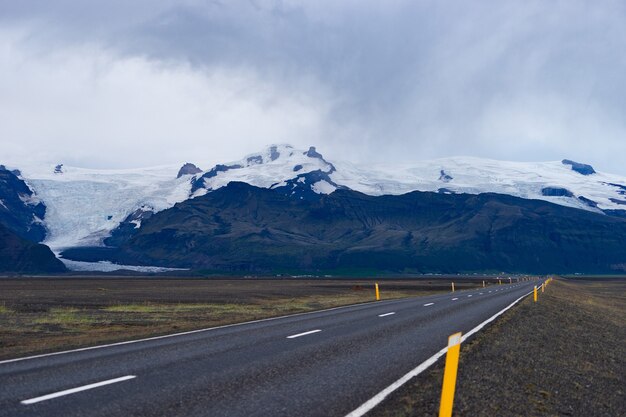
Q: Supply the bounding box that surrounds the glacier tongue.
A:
[60,258,188,273]
[21,164,193,251]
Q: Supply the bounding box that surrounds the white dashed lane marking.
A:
[287,330,322,339]
[21,376,136,405]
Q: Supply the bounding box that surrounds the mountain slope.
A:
[0,223,66,273]
[64,182,626,274]
[0,165,47,242]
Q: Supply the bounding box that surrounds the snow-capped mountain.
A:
[188,144,626,214]
[332,157,626,213]
[9,144,626,256]
[190,144,337,197]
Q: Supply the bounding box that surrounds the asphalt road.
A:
[0,280,543,417]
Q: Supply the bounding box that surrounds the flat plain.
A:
[0,276,493,360]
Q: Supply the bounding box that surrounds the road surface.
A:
[0,280,542,417]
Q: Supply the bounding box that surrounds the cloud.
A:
[0,26,331,168]
[1,0,626,174]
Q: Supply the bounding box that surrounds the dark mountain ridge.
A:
[0,223,66,273]
[0,165,47,242]
[0,165,66,273]
[62,182,626,274]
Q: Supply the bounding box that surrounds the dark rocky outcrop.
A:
[304,146,324,159]
[54,164,64,174]
[304,146,336,173]
[104,206,154,247]
[269,145,280,161]
[69,182,626,274]
[562,159,596,175]
[270,170,341,201]
[0,166,47,242]
[246,155,263,165]
[541,187,574,197]
[190,164,244,194]
[177,163,202,178]
[439,170,453,182]
[293,164,303,172]
[604,182,626,195]
[609,198,626,206]
[0,223,66,273]
[578,196,599,208]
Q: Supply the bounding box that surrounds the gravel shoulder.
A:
[370,278,626,417]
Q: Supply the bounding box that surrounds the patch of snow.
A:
[18,192,37,205]
[60,258,188,273]
[312,180,337,194]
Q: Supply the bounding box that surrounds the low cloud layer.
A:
[1,0,625,174]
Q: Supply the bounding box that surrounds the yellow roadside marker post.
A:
[541,283,545,293]
[451,282,455,292]
[375,283,380,301]
[439,332,462,417]
[482,280,485,288]
[498,279,502,285]
[509,277,512,284]
[534,285,538,302]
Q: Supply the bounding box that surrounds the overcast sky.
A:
[1,0,625,174]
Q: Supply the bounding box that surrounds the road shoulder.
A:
[369,279,626,417]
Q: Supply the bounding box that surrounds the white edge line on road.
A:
[451,298,458,301]
[286,329,321,339]
[344,288,534,417]
[2,282,538,366]
[0,295,410,365]
[378,312,396,317]
[21,375,136,405]
[423,303,434,307]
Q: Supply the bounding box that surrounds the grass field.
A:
[0,277,493,360]
[370,278,626,417]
